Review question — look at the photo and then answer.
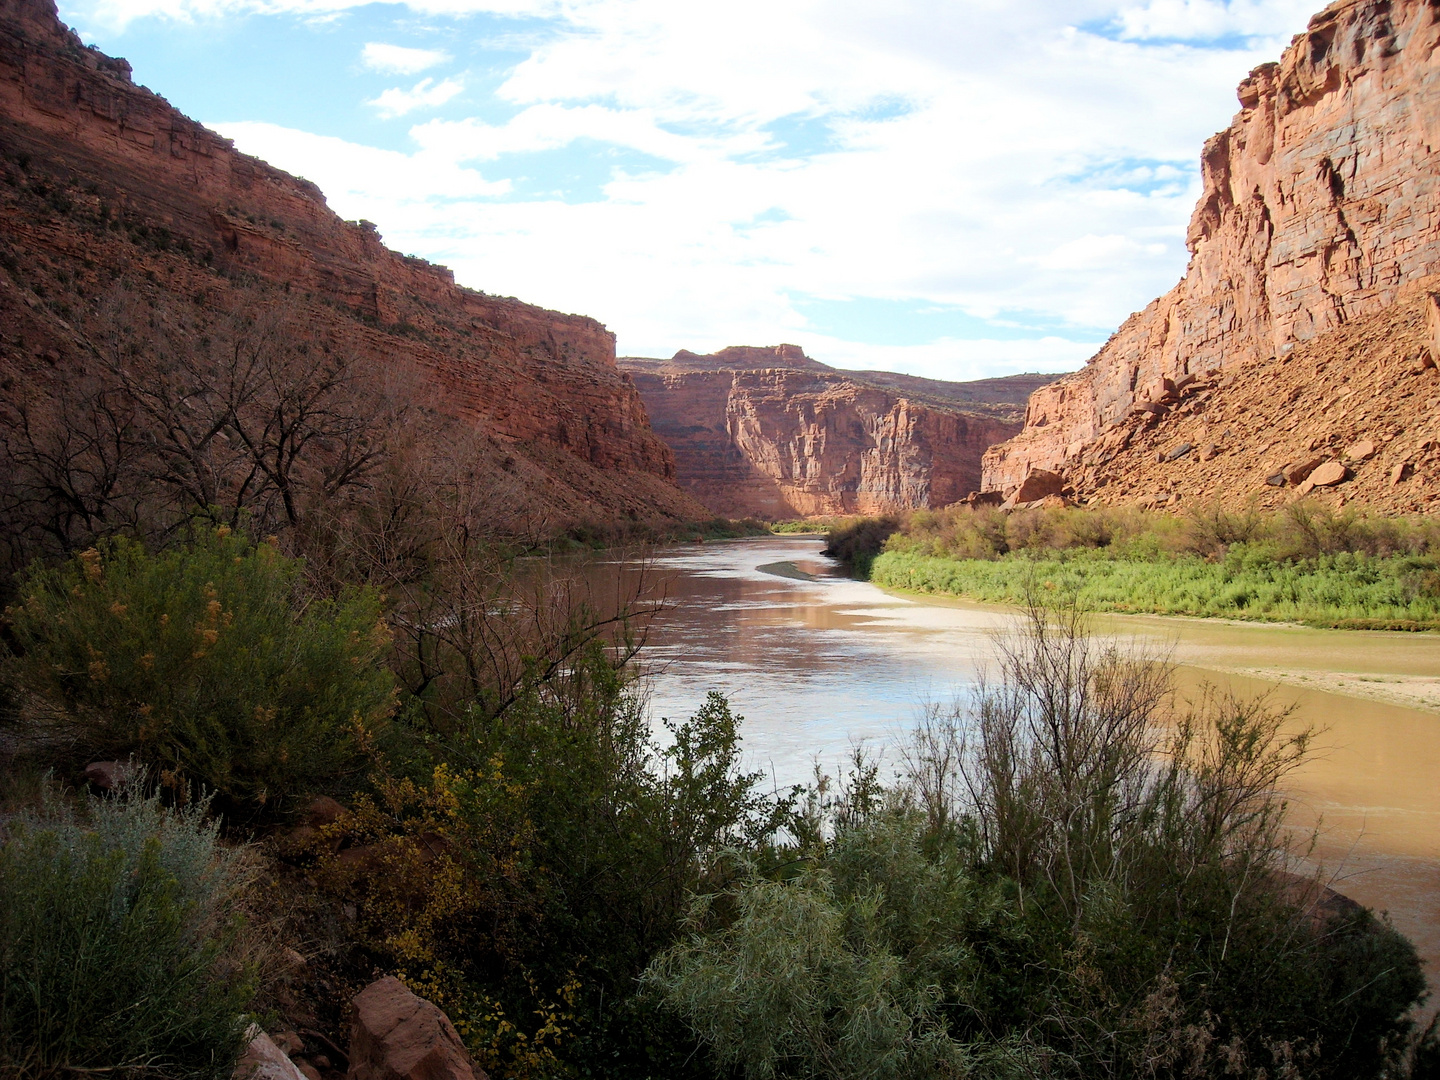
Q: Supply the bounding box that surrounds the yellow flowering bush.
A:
[3,528,394,813]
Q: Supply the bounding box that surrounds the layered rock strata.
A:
[0,0,704,526]
[984,0,1440,506]
[620,347,1047,517]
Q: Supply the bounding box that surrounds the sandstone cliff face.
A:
[0,0,704,526]
[984,0,1440,500]
[620,348,1039,517]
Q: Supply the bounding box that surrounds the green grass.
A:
[869,547,1440,629]
[769,518,847,534]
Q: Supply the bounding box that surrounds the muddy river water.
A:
[616,535,1440,988]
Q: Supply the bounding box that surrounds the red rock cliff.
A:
[984,0,1440,496]
[0,0,705,525]
[620,348,1041,517]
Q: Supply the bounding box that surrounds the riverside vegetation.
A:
[2,536,1437,1078]
[828,502,1440,629]
[0,300,1436,1078]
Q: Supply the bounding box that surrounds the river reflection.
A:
[627,535,1440,990]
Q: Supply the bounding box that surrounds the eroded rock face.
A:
[1038,295,1440,512]
[348,977,485,1080]
[0,0,704,526]
[620,349,1044,517]
[984,0,1440,498]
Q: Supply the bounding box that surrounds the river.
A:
[620,535,1440,989]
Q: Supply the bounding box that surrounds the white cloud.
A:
[367,76,464,118]
[1111,0,1319,41]
[168,0,1333,378]
[361,42,451,75]
[214,121,510,204]
[782,337,1103,382]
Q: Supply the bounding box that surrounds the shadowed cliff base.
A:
[619,345,1054,518]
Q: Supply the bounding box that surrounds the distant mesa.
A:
[618,345,1055,518]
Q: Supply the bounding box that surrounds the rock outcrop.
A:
[348,977,485,1080]
[1023,294,1440,513]
[984,0,1440,508]
[235,1028,308,1080]
[0,0,706,529]
[619,347,1048,517]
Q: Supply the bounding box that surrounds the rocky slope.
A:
[0,0,705,530]
[1048,294,1440,513]
[619,346,1049,517]
[984,0,1440,509]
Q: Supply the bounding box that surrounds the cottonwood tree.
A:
[93,289,393,534]
[0,361,157,568]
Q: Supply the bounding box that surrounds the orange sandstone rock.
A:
[619,349,1044,517]
[1308,460,1349,487]
[984,0,1440,510]
[0,0,705,528]
[348,978,484,1080]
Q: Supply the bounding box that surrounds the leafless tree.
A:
[92,289,392,534]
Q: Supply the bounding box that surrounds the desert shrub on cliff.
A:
[0,781,256,1079]
[2,528,394,815]
[645,601,1427,1079]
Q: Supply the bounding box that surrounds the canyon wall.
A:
[620,347,1043,517]
[984,0,1440,500]
[0,0,705,526]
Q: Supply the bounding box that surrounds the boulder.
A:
[1283,457,1323,485]
[348,977,485,1080]
[1391,462,1413,485]
[1010,469,1065,504]
[82,760,136,792]
[1345,439,1377,461]
[1199,442,1218,461]
[1307,460,1349,487]
[1165,442,1193,462]
[273,1033,305,1057]
[306,796,348,828]
[1265,471,1287,487]
[235,1028,307,1080]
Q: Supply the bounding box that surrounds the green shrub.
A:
[868,547,1440,628]
[0,781,256,1078]
[3,529,394,813]
[643,817,1042,1080]
[874,502,1440,569]
[644,602,1428,1079]
[823,517,900,577]
[319,644,792,1080]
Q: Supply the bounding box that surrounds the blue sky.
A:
[59,0,1321,379]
